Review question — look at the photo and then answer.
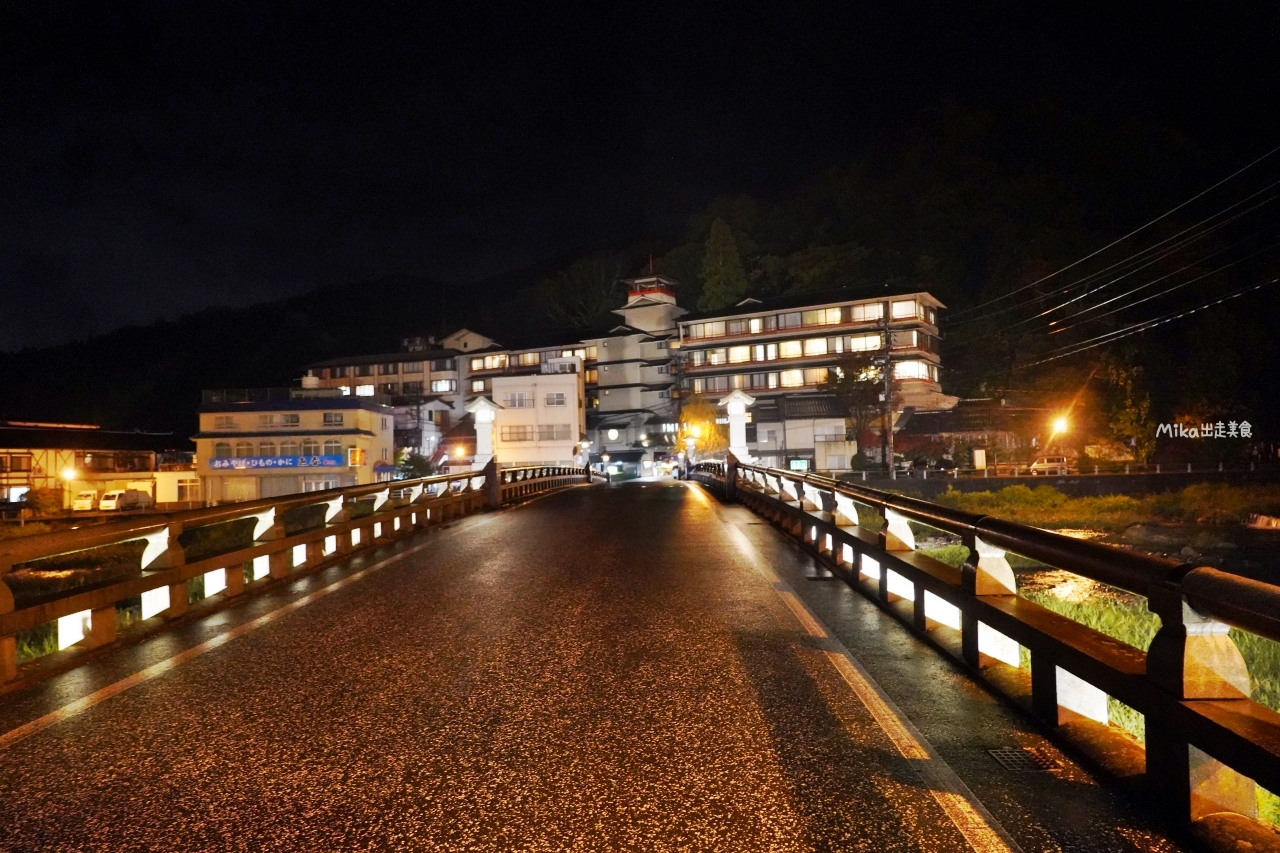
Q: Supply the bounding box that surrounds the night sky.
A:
[2,3,1277,351]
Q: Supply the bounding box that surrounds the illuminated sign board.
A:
[209,455,346,470]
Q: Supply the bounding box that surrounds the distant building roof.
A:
[898,401,1045,437]
[198,389,393,414]
[776,394,847,420]
[0,424,179,452]
[679,286,945,323]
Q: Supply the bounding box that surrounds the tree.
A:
[1101,357,1155,464]
[23,487,64,516]
[824,352,884,463]
[677,395,729,459]
[537,255,625,329]
[397,450,436,479]
[697,218,749,311]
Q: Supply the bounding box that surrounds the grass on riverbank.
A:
[931,482,1280,532]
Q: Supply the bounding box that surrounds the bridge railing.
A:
[0,461,596,687]
[714,456,1280,839]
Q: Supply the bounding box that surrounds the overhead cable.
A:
[946,145,1280,320]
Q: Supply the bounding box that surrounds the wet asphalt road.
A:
[0,481,1187,852]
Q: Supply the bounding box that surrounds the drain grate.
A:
[988,747,1060,772]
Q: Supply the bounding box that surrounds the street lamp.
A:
[60,467,77,515]
[601,453,611,486]
[1047,415,1070,452]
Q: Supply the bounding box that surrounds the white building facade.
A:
[489,358,587,467]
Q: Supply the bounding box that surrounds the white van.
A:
[99,489,153,511]
[1028,456,1069,475]
[72,490,99,511]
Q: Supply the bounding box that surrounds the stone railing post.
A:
[882,508,914,551]
[1144,581,1255,822]
[134,523,190,626]
[251,507,290,579]
[959,534,1018,671]
[1148,616,1255,822]
[833,493,860,528]
[725,453,739,502]
[483,458,501,508]
[86,606,118,649]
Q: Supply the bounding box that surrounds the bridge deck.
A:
[0,481,1185,851]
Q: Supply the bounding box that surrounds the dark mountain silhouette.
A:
[0,265,577,441]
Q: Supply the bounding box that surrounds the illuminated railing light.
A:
[252,555,269,580]
[923,591,961,630]
[859,554,881,581]
[886,569,915,601]
[351,529,361,546]
[374,522,382,538]
[57,610,91,650]
[323,536,337,556]
[141,586,170,620]
[1056,666,1108,723]
[205,568,227,596]
[977,621,1021,668]
[292,544,307,567]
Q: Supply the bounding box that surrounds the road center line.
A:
[716,505,1024,853]
[0,515,494,754]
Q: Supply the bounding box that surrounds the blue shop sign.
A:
[210,455,346,470]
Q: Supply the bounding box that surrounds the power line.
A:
[1047,236,1280,331]
[947,144,1280,320]
[949,180,1280,331]
[1014,278,1279,368]
[954,218,1266,340]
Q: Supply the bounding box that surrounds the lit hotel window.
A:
[355,384,375,396]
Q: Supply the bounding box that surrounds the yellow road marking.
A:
[823,650,928,761]
[777,589,827,639]
[723,513,1023,853]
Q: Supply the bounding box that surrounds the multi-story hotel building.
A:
[293,278,954,475]
[675,289,956,471]
[489,357,587,467]
[581,276,684,470]
[302,328,494,462]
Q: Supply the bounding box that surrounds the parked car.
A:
[99,489,153,511]
[72,490,99,511]
[1028,456,1070,475]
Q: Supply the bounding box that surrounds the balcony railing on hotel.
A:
[202,387,357,404]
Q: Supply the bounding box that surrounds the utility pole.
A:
[881,302,894,474]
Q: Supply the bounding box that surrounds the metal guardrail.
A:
[0,461,598,688]
[691,456,1280,837]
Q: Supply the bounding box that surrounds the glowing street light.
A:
[454,446,467,458]
[59,467,77,515]
[1050,415,1070,437]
